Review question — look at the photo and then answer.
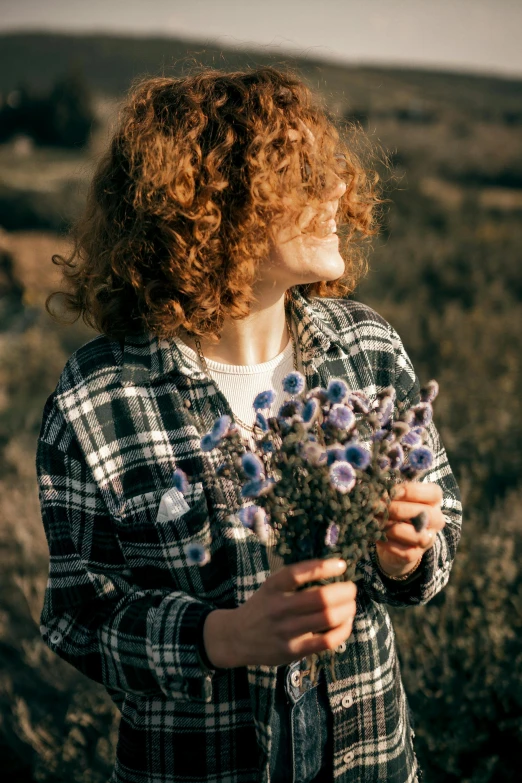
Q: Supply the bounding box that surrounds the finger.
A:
[292,616,354,659]
[285,580,357,617]
[377,540,424,561]
[383,522,438,549]
[391,482,443,506]
[285,601,356,637]
[269,558,347,594]
[388,502,446,530]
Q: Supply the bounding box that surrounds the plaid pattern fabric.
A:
[36,290,462,783]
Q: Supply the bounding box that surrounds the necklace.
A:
[193,312,299,434]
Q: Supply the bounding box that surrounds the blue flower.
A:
[282,371,305,396]
[253,389,276,410]
[302,398,319,424]
[344,444,370,470]
[327,378,349,404]
[371,428,389,442]
[255,412,269,431]
[325,523,340,547]
[329,461,356,494]
[307,387,329,404]
[261,440,274,453]
[327,446,345,466]
[241,479,264,498]
[402,429,422,447]
[327,404,355,430]
[241,452,264,480]
[211,414,231,442]
[201,433,217,452]
[172,467,189,494]
[408,446,434,471]
[238,505,260,528]
[184,542,210,566]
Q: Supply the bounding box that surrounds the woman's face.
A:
[258,122,348,294]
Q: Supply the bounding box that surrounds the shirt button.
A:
[50,631,63,644]
[341,693,353,709]
[335,642,347,653]
[290,670,301,688]
[343,750,355,764]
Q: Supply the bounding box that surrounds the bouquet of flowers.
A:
[174,373,439,683]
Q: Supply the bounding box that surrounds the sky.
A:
[1,0,521,78]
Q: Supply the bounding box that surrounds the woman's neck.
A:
[181,293,289,366]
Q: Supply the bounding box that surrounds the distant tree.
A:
[0,70,96,149]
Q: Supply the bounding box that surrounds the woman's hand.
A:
[203,558,357,668]
[375,482,446,578]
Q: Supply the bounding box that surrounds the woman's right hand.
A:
[203,558,357,668]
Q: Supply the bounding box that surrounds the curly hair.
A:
[46,64,386,342]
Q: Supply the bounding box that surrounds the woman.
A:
[37,66,462,783]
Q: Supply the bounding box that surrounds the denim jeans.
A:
[269,660,333,783]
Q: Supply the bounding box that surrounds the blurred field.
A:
[0,33,521,782]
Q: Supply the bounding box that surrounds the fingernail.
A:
[336,560,347,570]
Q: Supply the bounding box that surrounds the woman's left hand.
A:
[375,482,446,578]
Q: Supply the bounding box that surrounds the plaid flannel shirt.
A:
[36,291,462,783]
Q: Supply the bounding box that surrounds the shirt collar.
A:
[120,288,343,387]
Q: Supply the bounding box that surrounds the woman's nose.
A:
[327,176,347,201]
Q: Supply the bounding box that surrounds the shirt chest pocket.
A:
[113,482,218,597]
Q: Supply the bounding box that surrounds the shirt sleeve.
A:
[358,323,463,607]
[36,415,221,704]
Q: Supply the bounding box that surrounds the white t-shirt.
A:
[174,335,299,574]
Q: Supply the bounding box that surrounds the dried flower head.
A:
[184,542,210,566]
[253,389,276,410]
[282,371,306,396]
[327,404,355,430]
[172,467,189,494]
[408,446,434,472]
[211,414,232,442]
[241,453,264,480]
[344,443,371,470]
[329,460,356,494]
[327,378,349,404]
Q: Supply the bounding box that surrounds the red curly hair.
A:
[46,64,385,342]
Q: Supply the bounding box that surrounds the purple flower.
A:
[420,379,439,403]
[327,446,346,465]
[376,396,394,427]
[255,412,269,431]
[344,444,371,470]
[325,523,340,547]
[387,444,404,469]
[409,446,434,472]
[411,402,433,427]
[184,542,210,566]
[283,371,305,396]
[201,433,217,452]
[172,467,189,494]
[371,428,389,442]
[329,461,356,494]
[402,429,422,448]
[302,442,327,466]
[238,505,260,528]
[241,453,264,480]
[211,414,231,442]
[327,404,355,430]
[241,478,275,498]
[302,398,319,424]
[253,389,276,410]
[327,378,349,404]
